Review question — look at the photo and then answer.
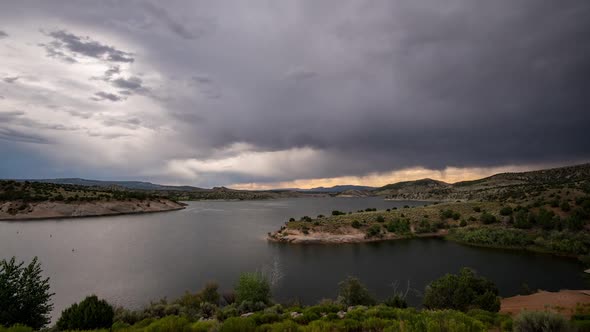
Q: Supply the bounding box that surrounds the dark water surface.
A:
[0,197,586,320]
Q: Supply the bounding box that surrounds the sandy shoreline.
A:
[267,229,447,244]
[0,199,185,221]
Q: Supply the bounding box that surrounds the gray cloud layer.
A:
[0,0,589,185]
[42,29,134,63]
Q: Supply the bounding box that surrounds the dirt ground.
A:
[501,290,590,318]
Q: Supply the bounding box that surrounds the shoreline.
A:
[0,199,185,221]
[267,229,447,244]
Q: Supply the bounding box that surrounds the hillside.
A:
[22,178,316,200]
[374,163,590,201]
[269,163,590,247]
[0,180,184,220]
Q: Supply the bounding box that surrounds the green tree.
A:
[235,273,271,305]
[337,277,376,307]
[480,213,497,225]
[198,282,220,305]
[0,257,53,329]
[499,206,513,216]
[423,268,500,312]
[56,295,114,330]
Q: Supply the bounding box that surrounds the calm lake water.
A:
[0,197,587,320]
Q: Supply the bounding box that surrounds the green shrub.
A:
[351,220,361,229]
[376,215,385,223]
[513,311,568,332]
[145,315,192,332]
[331,210,346,216]
[337,277,376,307]
[56,295,114,330]
[260,319,301,331]
[459,220,467,227]
[480,212,497,224]
[0,325,33,332]
[514,210,533,229]
[561,201,571,212]
[191,319,220,332]
[0,257,53,329]
[235,273,271,305]
[365,225,382,238]
[423,268,500,312]
[441,209,454,219]
[416,219,434,233]
[219,317,256,332]
[386,219,411,234]
[473,206,481,212]
[383,295,408,308]
[499,206,513,216]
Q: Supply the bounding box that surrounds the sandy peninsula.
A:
[267,228,447,244]
[0,198,185,221]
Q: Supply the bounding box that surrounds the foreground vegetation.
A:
[4,256,590,331]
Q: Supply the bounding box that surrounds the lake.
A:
[0,197,587,320]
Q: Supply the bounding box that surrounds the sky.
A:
[0,1,589,189]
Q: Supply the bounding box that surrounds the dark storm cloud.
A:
[142,2,213,40]
[0,30,7,38]
[41,30,134,63]
[191,75,213,85]
[2,76,19,83]
[91,91,126,102]
[163,0,590,181]
[1,0,589,184]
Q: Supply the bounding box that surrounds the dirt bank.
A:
[267,228,447,244]
[0,199,185,221]
[501,290,590,318]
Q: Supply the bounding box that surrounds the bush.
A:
[222,291,236,305]
[0,325,33,332]
[235,273,271,305]
[383,295,408,308]
[416,219,434,233]
[56,295,114,330]
[386,219,411,234]
[441,209,454,219]
[513,311,569,332]
[560,201,571,212]
[332,210,346,216]
[376,215,385,223]
[219,317,256,332]
[473,206,481,212]
[198,282,220,305]
[365,225,382,238]
[452,212,461,220]
[499,206,513,216]
[459,220,467,227]
[423,268,500,312]
[351,220,361,229]
[480,212,497,225]
[0,257,53,329]
[337,277,376,307]
[144,315,192,332]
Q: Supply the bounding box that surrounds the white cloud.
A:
[165,145,322,180]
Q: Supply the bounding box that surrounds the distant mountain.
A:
[378,178,449,191]
[375,163,590,201]
[21,178,204,191]
[295,185,377,193]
